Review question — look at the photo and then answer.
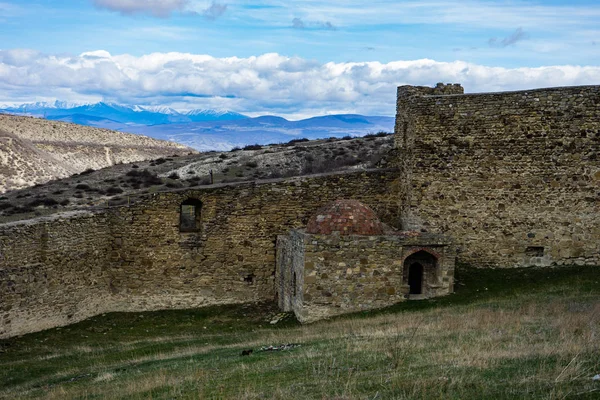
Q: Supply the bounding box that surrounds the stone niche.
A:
[276,199,456,323]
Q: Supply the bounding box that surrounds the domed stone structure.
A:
[277,199,456,323]
[306,199,384,235]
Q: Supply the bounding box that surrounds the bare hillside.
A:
[0,114,194,193]
[0,133,394,223]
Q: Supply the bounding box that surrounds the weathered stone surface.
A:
[0,169,400,338]
[277,228,455,323]
[395,83,600,268]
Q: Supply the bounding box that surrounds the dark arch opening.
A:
[408,262,423,294]
[180,198,202,232]
[403,250,438,297]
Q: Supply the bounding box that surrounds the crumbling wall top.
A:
[397,82,464,98]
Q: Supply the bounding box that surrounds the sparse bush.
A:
[245,161,258,168]
[0,203,13,211]
[341,135,353,140]
[243,144,262,150]
[106,186,124,195]
[230,147,242,152]
[27,198,59,208]
[79,168,95,175]
[284,138,309,146]
[151,158,167,165]
[131,164,139,169]
[168,172,180,180]
[364,131,390,138]
[75,184,91,191]
[219,154,228,159]
[59,199,70,206]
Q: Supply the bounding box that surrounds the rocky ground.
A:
[0,133,394,223]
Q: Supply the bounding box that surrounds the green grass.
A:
[1,265,599,399]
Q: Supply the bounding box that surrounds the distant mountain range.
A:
[1,101,247,125]
[0,101,395,151]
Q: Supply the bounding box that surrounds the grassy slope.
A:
[1,265,599,399]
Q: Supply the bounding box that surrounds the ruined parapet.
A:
[397,82,464,99]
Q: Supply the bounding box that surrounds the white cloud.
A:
[1,49,599,117]
[92,0,189,18]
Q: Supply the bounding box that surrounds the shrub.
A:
[230,147,242,152]
[27,198,59,208]
[60,199,70,206]
[364,131,391,139]
[284,138,309,146]
[168,172,180,180]
[106,186,124,195]
[151,158,167,165]
[131,164,139,169]
[79,168,95,175]
[245,161,258,168]
[75,184,91,191]
[243,144,263,150]
[219,154,228,159]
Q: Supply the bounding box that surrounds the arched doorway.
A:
[408,262,423,294]
[403,250,438,298]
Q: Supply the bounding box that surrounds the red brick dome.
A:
[306,199,384,235]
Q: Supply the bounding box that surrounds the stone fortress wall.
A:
[1,170,400,338]
[395,84,600,268]
[1,83,599,338]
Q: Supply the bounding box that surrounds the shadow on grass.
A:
[1,265,597,357]
[352,264,600,319]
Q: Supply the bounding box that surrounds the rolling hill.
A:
[0,114,194,193]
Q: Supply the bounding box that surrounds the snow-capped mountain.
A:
[0,101,248,125]
[0,101,394,151]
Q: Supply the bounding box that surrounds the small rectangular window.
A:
[525,246,544,257]
[180,199,202,232]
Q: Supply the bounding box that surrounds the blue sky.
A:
[1,0,599,118]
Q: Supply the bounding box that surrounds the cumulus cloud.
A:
[489,27,528,47]
[1,49,599,116]
[92,0,189,18]
[203,2,227,20]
